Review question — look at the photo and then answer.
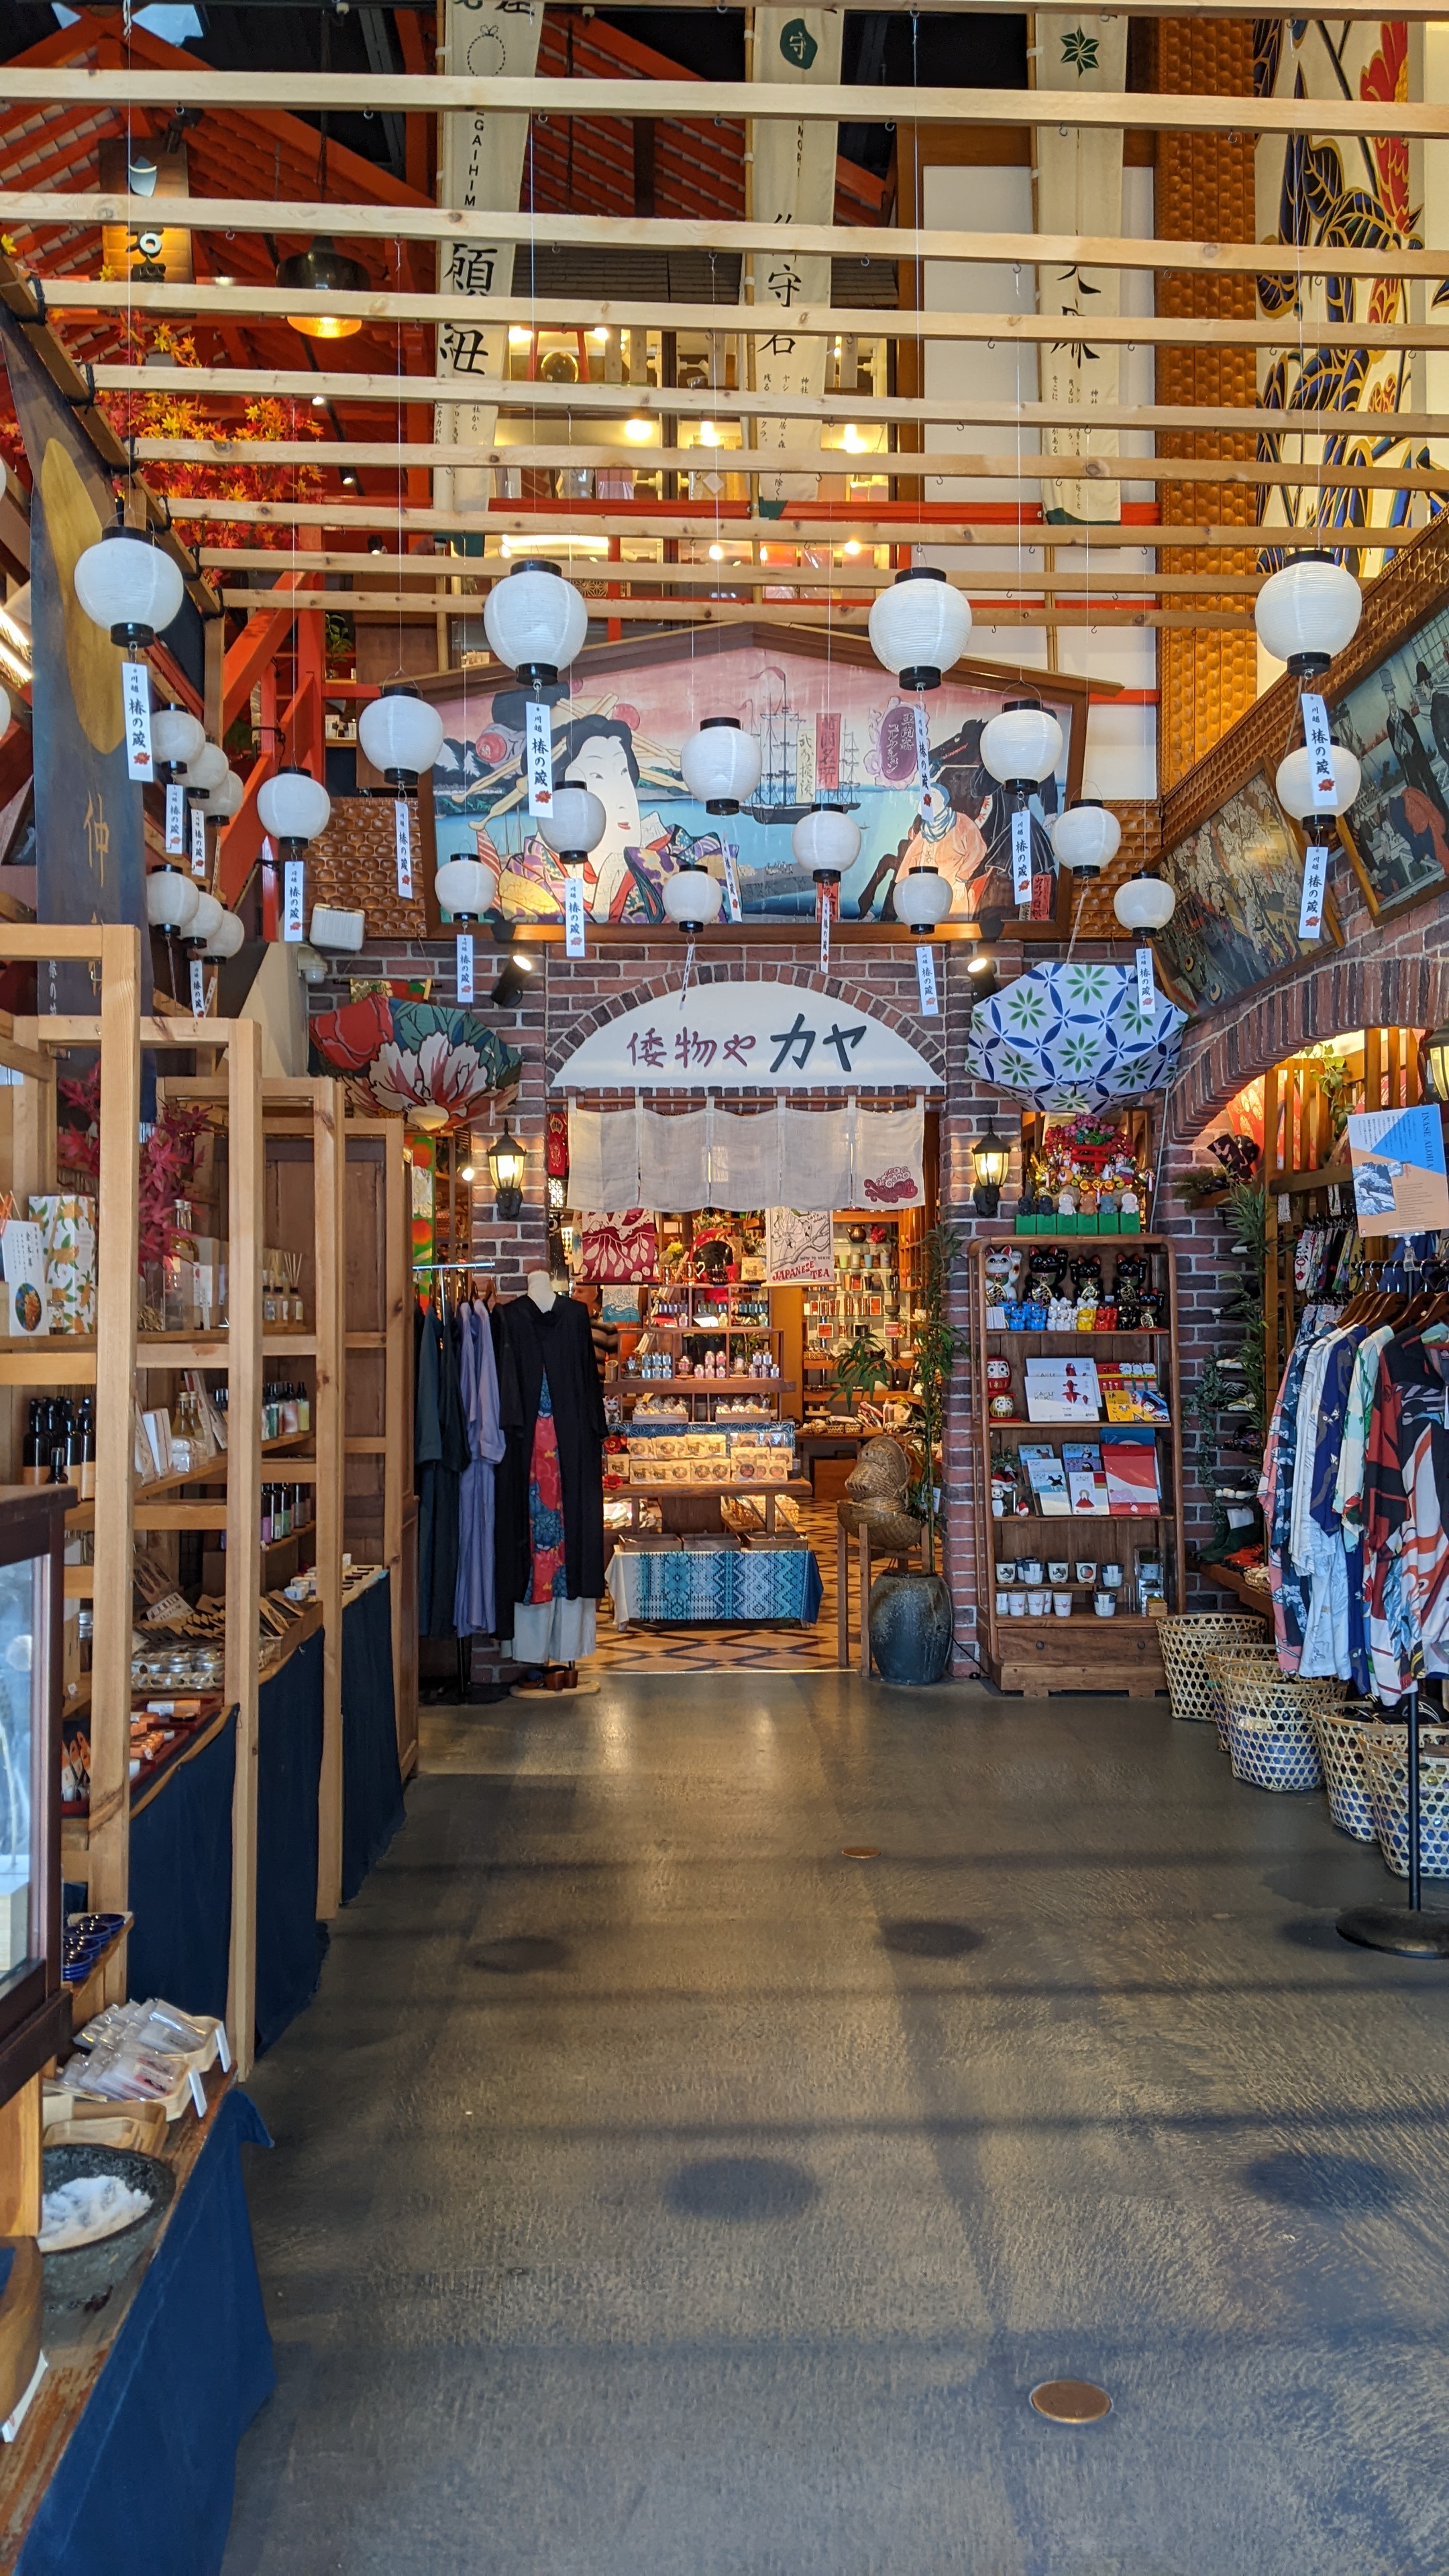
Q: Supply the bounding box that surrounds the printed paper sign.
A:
[912,703,932,794]
[189,958,207,1017]
[721,846,743,924]
[765,1205,835,1285]
[189,802,207,879]
[281,859,305,943]
[1347,1106,1449,1232]
[394,799,413,900]
[563,873,586,959]
[164,782,186,855]
[818,902,832,973]
[1011,808,1032,904]
[1299,841,1329,942]
[455,930,475,1003]
[1301,692,1336,808]
[121,660,153,782]
[916,944,940,1016]
[1134,945,1155,1016]
[525,698,553,816]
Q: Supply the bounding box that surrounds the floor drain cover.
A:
[1029,2379,1112,2423]
[841,1845,880,1860]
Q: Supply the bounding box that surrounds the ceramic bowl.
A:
[40,2146,176,2308]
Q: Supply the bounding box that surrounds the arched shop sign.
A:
[552,985,944,1091]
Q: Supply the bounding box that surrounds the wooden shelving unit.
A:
[967,1233,1186,1699]
[343,1115,415,1777]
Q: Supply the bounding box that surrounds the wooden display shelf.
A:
[62,1431,315,1535]
[969,1232,1186,1699]
[612,1476,810,1533]
[611,1375,794,1395]
[984,1324,1172,1337]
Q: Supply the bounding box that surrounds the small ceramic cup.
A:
[995,1591,1010,1616]
[998,1561,1018,1586]
[1094,1591,1117,1617]
[1008,1592,1026,1617]
[1027,1589,1049,1616]
[1102,1562,1124,1591]
[1020,1558,1044,1586]
[1053,1591,1073,1617]
[1075,1560,1096,1586]
[1047,1560,1069,1584]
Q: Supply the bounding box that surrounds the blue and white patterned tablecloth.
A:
[607,1547,824,1627]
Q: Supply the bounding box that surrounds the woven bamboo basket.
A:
[1220,1662,1346,1792]
[1203,1642,1283,1752]
[1363,1727,1449,1878]
[1158,1615,1272,1727]
[1309,1705,1391,1842]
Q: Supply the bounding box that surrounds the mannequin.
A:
[492,1283,606,1690]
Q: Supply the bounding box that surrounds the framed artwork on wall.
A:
[1154,769,1342,1012]
[1331,600,1449,921]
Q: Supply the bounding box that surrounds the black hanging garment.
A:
[415,1295,471,1638]
[492,1296,606,1649]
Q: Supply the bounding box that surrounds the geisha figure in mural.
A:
[466,700,724,925]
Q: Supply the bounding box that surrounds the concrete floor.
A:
[222,1676,1449,2576]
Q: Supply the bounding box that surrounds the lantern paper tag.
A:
[121,661,153,781]
[1299,842,1330,941]
[563,874,587,959]
[456,932,475,1004]
[281,859,305,943]
[525,699,554,817]
[393,800,413,900]
[915,944,940,1017]
[1010,808,1033,904]
[164,782,186,855]
[1301,692,1336,808]
[189,958,207,1018]
[818,900,832,973]
[912,704,932,794]
[1135,945,1156,1016]
[721,846,743,924]
[189,803,207,880]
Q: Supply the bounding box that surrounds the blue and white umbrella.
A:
[965,961,1187,1112]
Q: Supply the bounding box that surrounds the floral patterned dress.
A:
[526,1375,569,1605]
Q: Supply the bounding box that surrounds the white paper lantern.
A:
[1113,875,1177,933]
[187,890,223,947]
[1051,799,1122,879]
[482,559,588,683]
[680,719,763,813]
[867,568,972,690]
[358,683,445,786]
[152,705,205,774]
[179,738,229,798]
[203,908,246,960]
[144,866,200,932]
[895,866,953,933]
[256,765,330,847]
[661,865,724,932]
[1274,741,1362,820]
[207,767,245,822]
[791,806,861,879]
[980,697,1063,788]
[1254,553,1362,672]
[434,857,494,921]
[539,786,606,864]
[73,520,184,647]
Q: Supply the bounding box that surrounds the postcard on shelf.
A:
[1021,1446,1071,1515]
[1102,1434,1161,1515]
[0,1220,48,1338]
[1024,1356,1102,1422]
[1067,1470,1111,1515]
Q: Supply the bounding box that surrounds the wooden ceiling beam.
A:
[216,587,1253,629]
[201,549,1273,594]
[95,366,1449,439]
[140,498,1392,544]
[10,73,1449,142]
[44,279,1449,354]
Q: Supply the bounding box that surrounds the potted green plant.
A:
[868,1222,964,1686]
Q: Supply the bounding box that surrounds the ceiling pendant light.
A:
[894,865,953,935]
[867,567,972,691]
[207,767,246,822]
[1254,550,1362,675]
[792,804,861,892]
[679,718,763,814]
[276,236,368,340]
[144,864,200,934]
[1051,798,1122,880]
[202,908,246,961]
[151,704,205,778]
[435,855,498,1005]
[358,682,445,788]
[539,786,606,869]
[980,696,1063,793]
[73,500,184,649]
[1112,875,1177,934]
[661,857,724,935]
[178,737,229,800]
[256,765,331,851]
[1274,741,1362,820]
[483,559,588,687]
[186,890,224,949]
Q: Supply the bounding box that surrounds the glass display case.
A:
[0,1488,72,2102]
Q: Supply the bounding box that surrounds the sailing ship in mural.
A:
[429,634,1075,926]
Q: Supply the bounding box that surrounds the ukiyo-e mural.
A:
[1254,17,1425,570]
[1154,771,1337,1011]
[1333,604,1449,917]
[427,637,1078,926]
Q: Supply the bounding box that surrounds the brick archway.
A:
[1169,947,1449,1139]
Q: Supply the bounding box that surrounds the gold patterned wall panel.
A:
[1152,17,1260,791]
